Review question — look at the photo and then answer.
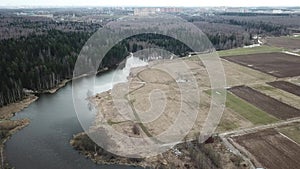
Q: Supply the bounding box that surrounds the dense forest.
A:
[0,30,195,107]
[0,30,90,105]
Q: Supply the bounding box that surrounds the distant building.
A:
[272,10,283,14]
[134,7,182,16]
[134,8,156,16]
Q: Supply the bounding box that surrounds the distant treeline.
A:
[181,13,299,50]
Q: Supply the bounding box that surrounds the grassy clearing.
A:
[226,92,278,125]
[251,84,276,92]
[218,118,239,131]
[278,124,300,144]
[218,45,283,57]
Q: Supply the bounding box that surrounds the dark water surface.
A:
[6,66,144,169]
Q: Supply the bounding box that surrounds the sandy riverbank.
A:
[0,78,71,119]
[0,94,38,120]
[0,118,30,168]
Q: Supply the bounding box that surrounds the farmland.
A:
[251,83,300,110]
[86,41,300,168]
[224,92,278,125]
[229,86,300,120]
[278,123,300,144]
[268,81,300,97]
[223,52,300,78]
[218,45,300,169]
[266,36,300,50]
[218,45,283,57]
[232,129,300,169]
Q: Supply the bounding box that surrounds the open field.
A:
[233,129,300,169]
[91,59,212,155]
[216,108,253,132]
[221,59,275,87]
[92,56,280,142]
[79,53,300,167]
[268,80,300,97]
[217,45,283,57]
[278,123,300,144]
[266,36,300,49]
[225,92,278,125]
[205,90,254,132]
[223,52,300,78]
[229,86,300,120]
[251,83,300,110]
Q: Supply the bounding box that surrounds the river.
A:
[5,56,147,169]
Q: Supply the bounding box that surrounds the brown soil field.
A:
[266,36,300,49]
[251,83,300,111]
[229,86,300,120]
[268,81,300,97]
[223,52,300,78]
[233,129,300,169]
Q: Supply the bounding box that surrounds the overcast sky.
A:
[1,0,299,7]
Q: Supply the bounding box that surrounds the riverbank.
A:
[0,88,54,168]
[0,77,72,169]
[0,66,114,168]
[0,118,30,168]
[0,66,112,120]
[0,94,38,120]
[0,78,70,119]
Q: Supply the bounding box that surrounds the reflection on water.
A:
[94,55,148,93]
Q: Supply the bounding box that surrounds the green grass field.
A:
[251,84,276,92]
[217,118,239,131]
[218,45,283,57]
[278,124,300,144]
[226,92,278,125]
[204,90,279,125]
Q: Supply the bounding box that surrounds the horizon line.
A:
[1,5,300,8]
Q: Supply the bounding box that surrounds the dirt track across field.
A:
[268,81,300,97]
[223,52,300,78]
[229,86,300,120]
[233,129,300,169]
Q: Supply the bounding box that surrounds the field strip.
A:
[267,80,300,97]
[220,118,300,137]
[282,51,300,56]
[229,86,300,120]
[278,132,300,147]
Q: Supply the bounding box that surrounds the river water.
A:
[5,56,147,169]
